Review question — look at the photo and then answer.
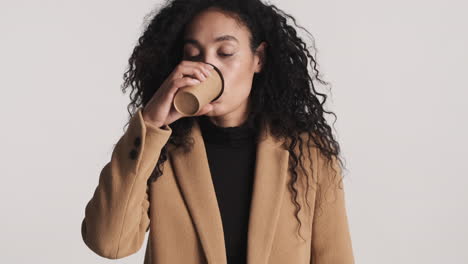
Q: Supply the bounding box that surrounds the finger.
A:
[164,77,200,100]
[172,76,201,90]
[180,60,214,75]
[180,65,207,82]
[170,61,213,81]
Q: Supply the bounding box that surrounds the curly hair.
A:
[120,0,347,241]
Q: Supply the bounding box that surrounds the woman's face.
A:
[182,7,266,121]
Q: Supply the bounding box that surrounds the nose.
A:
[197,58,221,76]
[203,61,217,70]
[189,56,222,80]
[196,57,213,67]
[193,53,215,68]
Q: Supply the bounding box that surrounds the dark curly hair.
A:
[120,0,347,241]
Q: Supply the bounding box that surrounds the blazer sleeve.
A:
[81,108,172,259]
[310,149,355,264]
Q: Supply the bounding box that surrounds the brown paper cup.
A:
[173,62,224,116]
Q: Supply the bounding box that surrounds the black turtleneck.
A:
[197,114,258,264]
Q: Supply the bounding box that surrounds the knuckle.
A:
[183,76,193,82]
[168,79,176,87]
[172,78,181,86]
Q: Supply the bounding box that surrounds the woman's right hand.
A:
[142,60,215,128]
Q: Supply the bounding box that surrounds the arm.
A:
[80,108,172,259]
[310,150,355,264]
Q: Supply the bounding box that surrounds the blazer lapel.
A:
[170,117,289,264]
[246,122,290,264]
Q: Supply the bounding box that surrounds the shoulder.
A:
[293,131,343,188]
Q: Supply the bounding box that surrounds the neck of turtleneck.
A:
[197,114,258,147]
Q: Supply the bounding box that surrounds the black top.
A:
[197,114,258,264]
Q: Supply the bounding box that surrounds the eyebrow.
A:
[183,35,239,46]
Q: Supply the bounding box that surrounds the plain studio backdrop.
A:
[1,0,466,263]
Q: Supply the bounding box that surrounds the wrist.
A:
[142,109,165,128]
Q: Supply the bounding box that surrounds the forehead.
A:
[183,8,250,45]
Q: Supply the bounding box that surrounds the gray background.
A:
[1,0,467,263]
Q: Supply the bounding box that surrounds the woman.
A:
[80,0,355,263]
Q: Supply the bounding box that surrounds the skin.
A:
[182,7,267,128]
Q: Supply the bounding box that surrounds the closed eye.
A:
[184,53,233,59]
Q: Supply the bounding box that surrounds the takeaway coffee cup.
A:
[173,62,224,116]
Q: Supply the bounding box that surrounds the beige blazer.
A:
[81,107,355,264]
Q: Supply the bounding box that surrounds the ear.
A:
[254,41,267,73]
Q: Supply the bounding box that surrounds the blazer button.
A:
[134,136,141,147]
[129,148,139,160]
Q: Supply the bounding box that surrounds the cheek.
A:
[222,59,246,81]
[218,54,252,82]
[217,60,253,99]
[213,82,252,113]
